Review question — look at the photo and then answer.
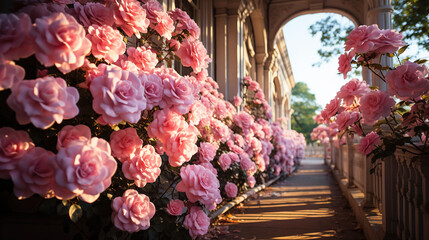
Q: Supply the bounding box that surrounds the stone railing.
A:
[326,142,429,240]
[305,143,324,158]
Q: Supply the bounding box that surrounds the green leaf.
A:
[414,59,428,64]
[69,204,83,223]
[397,45,409,55]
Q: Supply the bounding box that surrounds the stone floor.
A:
[210,158,366,240]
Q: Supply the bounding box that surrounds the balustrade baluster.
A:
[407,157,416,240]
[396,157,404,238]
[401,158,410,239]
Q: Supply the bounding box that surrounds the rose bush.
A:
[0,1,306,239]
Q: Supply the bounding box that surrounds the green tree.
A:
[309,0,429,63]
[291,82,320,143]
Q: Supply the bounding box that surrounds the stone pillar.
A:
[226,12,244,100]
[214,8,228,98]
[255,52,267,92]
[367,0,393,91]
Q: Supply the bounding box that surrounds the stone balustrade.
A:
[326,142,429,240]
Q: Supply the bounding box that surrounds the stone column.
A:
[367,0,393,91]
[214,8,228,98]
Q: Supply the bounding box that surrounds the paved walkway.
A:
[213,158,365,240]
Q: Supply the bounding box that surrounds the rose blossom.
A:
[10,147,56,199]
[111,189,155,232]
[18,3,66,22]
[320,98,342,122]
[72,2,114,28]
[345,24,382,53]
[224,182,238,198]
[248,81,261,92]
[111,0,150,38]
[386,61,429,98]
[141,73,164,109]
[153,11,174,40]
[240,154,257,176]
[90,65,147,125]
[360,90,395,125]
[234,111,254,132]
[189,100,209,126]
[247,175,256,188]
[199,142,217,163]
[168,8,200,40]
[336,78,371,106]
[31,12,91,73]
[358,131,381,155]
[0,127,35,179]
[233,96,242,107]
[110,127,143,161]
[176,164,222,211]
[87,24,126,63]
[338,50,354,79]
[334,111,360,132]
[54,137,117,203]
[176,38,210,73]
[147,108,188,144]
[218,153,232,171]
[184,206,210,239]
[166,199,185,216]
[0,13,33,60]
[57,125,91,150]
[163,126,199,167]
[7,76,79,129]
[373,29,406,54]
[162,75,195,114]
[0,60,25,91]
[142,0,163,24]
[122,145,162,187]
[127,47,158,72]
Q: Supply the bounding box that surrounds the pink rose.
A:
[255,90,265,100]
[168,8,200,40]
[31,12,91,73]
[0,13,34,60]
[142,0,163,24]
[0,127,35,179]
[338,50,354,79]
[336,78,371,106]
[7,76,79,129]
[127,47,158,72]
[162,75,195,114]
[57,125,91,150]
[233,96,242,107]
[140,73,164,110]
[345,24,382,53]
[111,189,155,232]
[72,2,114,28]
[386,61,429,98]
[373,29,406,54]
[153,11,174,40]
[176,39,210,73]
[247,175,256,188]
[199,142,218,163]
[176,164,222,211]
[248,81,261,92]
[87,24,126,63]
[184,206,210,239]
[18,3,66,22]
[189,101,209,126]
[54,137,117,203]
[90,65,147,125]
[164,126,199,167]
[334,111,360,131]
[111,0,150,38]
[234,111,254,132]
[147,108,188,144]
[240,154,257,176]
[358,131,380,155]
[228,152,240,162]
[110,127,143,161]
[166,199,185,216]
[0,60,25,91]
[122,145,161,187]
[199,162,218,176]
[210,119,232,143]
[360,90,395,125]
[10,147,56,199]
[224,182,238,198]
[320,98,342,122]
[218,153,232,171]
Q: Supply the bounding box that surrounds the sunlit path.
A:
[216,158,365,240]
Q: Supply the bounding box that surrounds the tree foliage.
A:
[309,0,429,63]
[291,82,320,143]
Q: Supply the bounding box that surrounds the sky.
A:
[282,13,429,111]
